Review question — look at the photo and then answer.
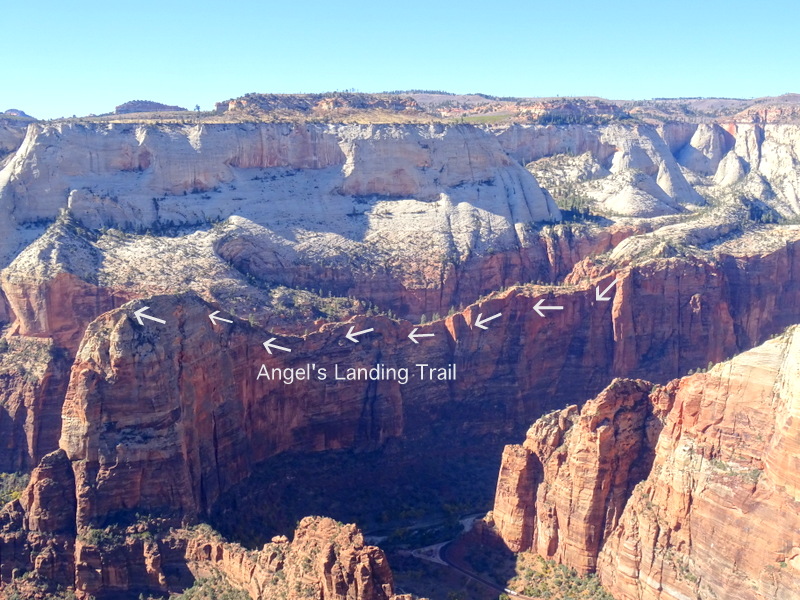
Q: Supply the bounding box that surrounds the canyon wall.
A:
[487,327,800,600]
[0,121,560,267]
[2,111,800,599]
[1,229,800,525]
[42,231,800,529]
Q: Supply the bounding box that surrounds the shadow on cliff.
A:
[207,435,509,549]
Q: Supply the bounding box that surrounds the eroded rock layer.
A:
[487,327,800,600]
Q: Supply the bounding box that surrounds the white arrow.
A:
[209,310,233,325]
[595,278,620,302]
[408,327,435,344]
[533,298,563,318]
[133,306,166,326]
[474,312,502,330]
[346,325,374,343]
[263,338,291,354]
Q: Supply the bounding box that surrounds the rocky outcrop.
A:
[3,486,394,600]
[495,121,704,216]
[714,123,800,216]
[0,449,76,587]
[185,517,395,600]
[0,336,73,471]
[675,123,735,176]
[486,326,800,600]
[0,121,30,162]
[487,379,663,569]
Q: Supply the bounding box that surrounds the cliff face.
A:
[0,120,30,161]
[1,226,799,528]
[0,121,559,268]
[0,336,73,472]
[43,228,800,529]
[488,327,800,600]
[489,379,660,570]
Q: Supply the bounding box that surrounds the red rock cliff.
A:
[488,326,800,600]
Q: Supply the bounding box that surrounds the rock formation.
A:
[487,326,800,600]
[3,468,395,600]
[2,95,800,599]
[0,121,559,270]
[184,517,395,600]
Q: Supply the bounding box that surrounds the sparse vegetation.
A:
[79,526,125,548]
[172,574,250,600]
[0,472,30,505]
[509,554,616,599]
[0,576,86,600]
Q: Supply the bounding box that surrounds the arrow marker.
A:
[533,298,563,318]
[595,278,620,302]
[346,325,374,343]
[474,312,501,330]
[209,310,233,325]
[133,306,166,326]
[263,338,291,354]
[408,327,435,344]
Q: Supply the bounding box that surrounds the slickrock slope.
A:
[487,327,800,600]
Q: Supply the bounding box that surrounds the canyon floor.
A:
[0,92,799,600]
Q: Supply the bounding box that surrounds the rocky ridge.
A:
[215,92,421,117]
[115,101,188,115]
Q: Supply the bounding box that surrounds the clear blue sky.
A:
[5,0,799,119]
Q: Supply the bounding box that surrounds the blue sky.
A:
[5,0,799,119]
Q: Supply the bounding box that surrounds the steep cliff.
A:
[0,121,559,267]
[3,221,786,534]
[2,223,800,527]
[487,326,800,600]
[0,119,31,162]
